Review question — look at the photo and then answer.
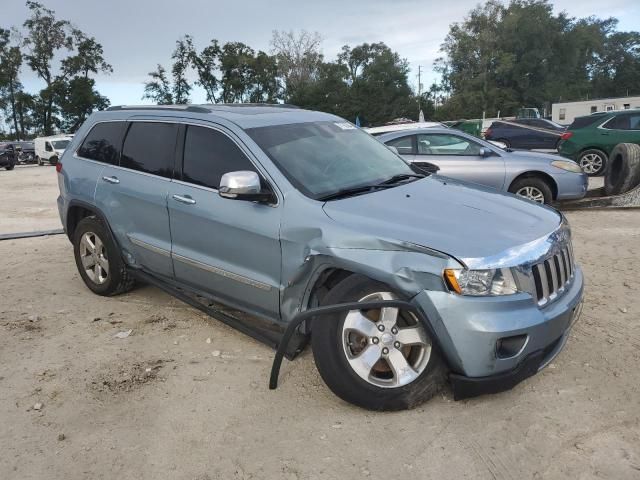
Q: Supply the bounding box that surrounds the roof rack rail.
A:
[200,103,300,109]
[106,105,211,113]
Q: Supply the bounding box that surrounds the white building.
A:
[552,96,640,125]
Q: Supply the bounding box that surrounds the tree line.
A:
[1,0,639,140]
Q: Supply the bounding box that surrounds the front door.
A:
[168,123,281,320]
[414,133,506,190]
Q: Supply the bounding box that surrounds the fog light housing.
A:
[496,334,528,359]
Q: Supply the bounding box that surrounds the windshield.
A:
[246,121,415,199]
[52,140,70,150]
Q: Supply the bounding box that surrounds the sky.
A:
[3,0,640,106]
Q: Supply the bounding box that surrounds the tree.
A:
[22,1,112,134]
[248,51,280,103]
[189,38,221,103]
[219,42,256,103]
[56,77,109,131]
[434,0,640,119]
[270,30,323,100]
[143,64,174,104]
[171,36,192,104]
[0,28,24,139]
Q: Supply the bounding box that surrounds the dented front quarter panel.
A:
[277,191,462,324]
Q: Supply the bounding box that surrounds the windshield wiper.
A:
[378,173,425,185]
[317,184,393,201]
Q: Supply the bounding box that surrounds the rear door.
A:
[94,120,178,279]
[415,132,506,190]
[168,123,282,320]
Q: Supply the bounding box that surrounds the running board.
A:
[128,269,306,360]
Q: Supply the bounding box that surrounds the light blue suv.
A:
[57,105,584,410]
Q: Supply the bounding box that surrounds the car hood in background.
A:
[504,149,564,162]
[322,176,562,265]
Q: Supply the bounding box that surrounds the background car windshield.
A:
[246,121,414,198]
[52,140,70,150]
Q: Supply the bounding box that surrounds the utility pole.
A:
[417,65,423,118]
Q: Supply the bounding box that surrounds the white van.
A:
[35,134,73,165]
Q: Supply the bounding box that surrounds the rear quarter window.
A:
[77,122,127,165]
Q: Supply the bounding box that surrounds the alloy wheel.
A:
[579,153,603,174]
[79,231,109,285]
[516,186,545,203]
[341,292,431,388]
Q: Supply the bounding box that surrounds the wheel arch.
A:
[508,171,558,200]
[66,200,117,246]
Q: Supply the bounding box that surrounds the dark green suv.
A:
[558,110,640,176]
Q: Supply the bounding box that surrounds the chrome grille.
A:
[531,245,574,306]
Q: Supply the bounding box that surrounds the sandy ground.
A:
[1,166,639,479]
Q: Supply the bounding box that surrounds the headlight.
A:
[551,160,582,173]
[444,268,518,296]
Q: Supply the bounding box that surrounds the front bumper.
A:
[554,172,589,200]
[413,266,584,380]
[449,299,582,399]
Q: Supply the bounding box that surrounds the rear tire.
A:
[604,143,640,196]
[311,274,447,410]
[578,149,607,176]
[73,216,135,296]
[509,177,553,204]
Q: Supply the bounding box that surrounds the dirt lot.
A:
[1,166,639,479]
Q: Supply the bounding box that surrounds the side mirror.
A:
[219,171,273,203]
[478,148,491,157]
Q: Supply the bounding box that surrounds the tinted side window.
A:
[121,122,178,178]
[603,115,629,130]
[386,135,415,154]
[182,125,257,189]
[77,122,126,165]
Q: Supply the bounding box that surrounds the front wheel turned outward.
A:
[311,274,446,410]
[73,216,134,296]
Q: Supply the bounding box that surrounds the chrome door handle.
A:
[102,176,120,184]
[172,194,196,205]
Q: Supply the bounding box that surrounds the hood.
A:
[322,176,562,265]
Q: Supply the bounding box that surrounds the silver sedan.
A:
[377,128,588,204]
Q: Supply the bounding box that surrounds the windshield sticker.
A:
[334,122,356,130]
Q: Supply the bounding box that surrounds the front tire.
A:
[73,216,134,296]
[578,149,607,176]
[311,274,447,410]
[509,177,553,204]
